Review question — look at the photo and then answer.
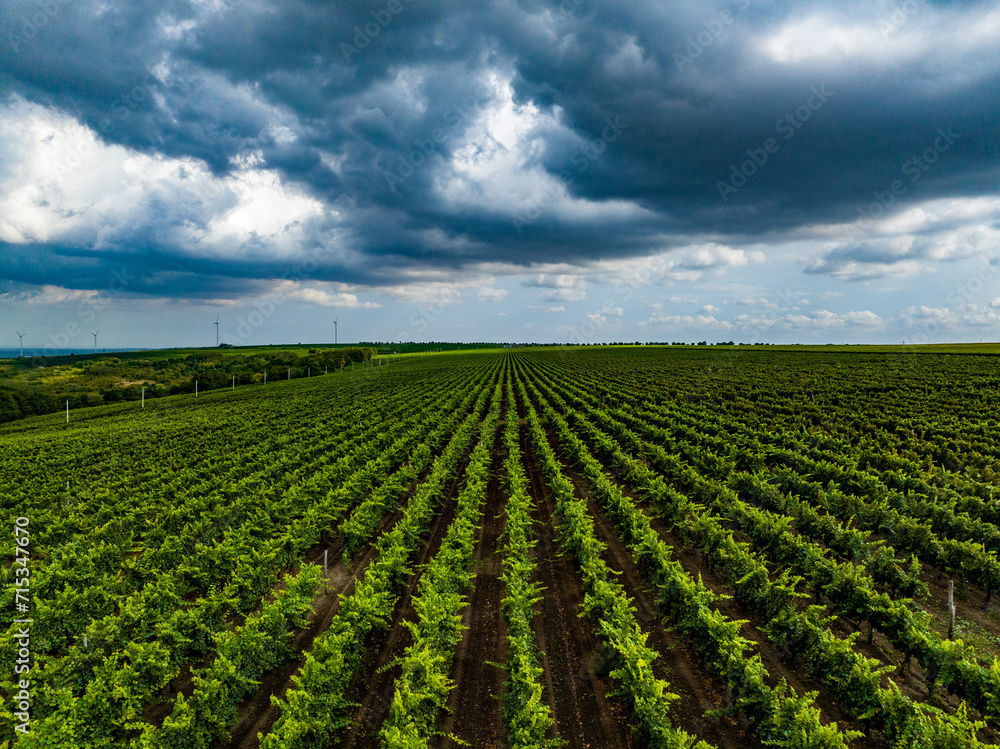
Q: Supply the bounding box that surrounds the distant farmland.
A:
[2,347,1000,748]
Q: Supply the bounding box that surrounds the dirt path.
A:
[918,560,998,626]
[431,423,508,748]
[218,434,464,749]
[568,475,748,748]
[220,526,387,749]
[522,388,868,746]
[518,415,636,749]
[338,451,473,749]
[634,499,873,744]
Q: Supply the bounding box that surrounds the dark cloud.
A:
[1,0,998,297]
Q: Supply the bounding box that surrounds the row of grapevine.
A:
[378,382,503,745]
[516,366,859,749]
[516,374,715,749]
[256,365,501,748]
[770,450,1000,597]
[520,356,993,747]
[526,360,1000,722]
[6,379,475,746]
[135,565,323,749]
[338,378,489,558]
[495,377,562,748]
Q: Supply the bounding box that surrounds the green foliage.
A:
[518,356,987,747]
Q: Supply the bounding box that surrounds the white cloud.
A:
[900,303,1000,332]
[439,73,650,227]
[807,197,1000,281]
[382,282,465,305]
[584,244,766,288]
[807,256,929,281]
[4,285,101,306]
[477,286,509,301]
[638,308,888,334]
[757,5,1000,73]
[279,284,381,309]
[0,95,329,263]
[730,296,780,309]
[639,314,733,331]
[521,273,587,302]
[678,245,765,271]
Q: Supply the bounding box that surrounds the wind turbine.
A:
[332,319,338,345]
[214,316,220,347]
[91,331,99,355]
[15,331,24,358]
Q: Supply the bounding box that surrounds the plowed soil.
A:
[519,413,637,749]
[431,422,508,748]
[339,449,474,748]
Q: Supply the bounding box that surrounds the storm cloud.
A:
[1,0,998,344]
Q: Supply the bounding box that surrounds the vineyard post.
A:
[287,367,290,380]
[196,379,198,397]
[308,367,310,377]
[141,387,145,408]
[66,399,69,422]
[264,371,267,384]
[948,580,956,638]
[232,375,235,391]
[324,549,328,578]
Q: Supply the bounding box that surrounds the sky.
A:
[1,0,999,349]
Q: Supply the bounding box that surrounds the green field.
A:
[3,341,997,426]
[2,347,1000,748]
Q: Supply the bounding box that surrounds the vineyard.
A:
[2,346,1000,748]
